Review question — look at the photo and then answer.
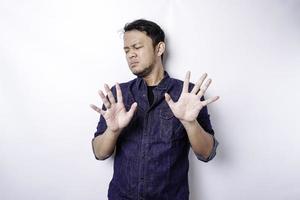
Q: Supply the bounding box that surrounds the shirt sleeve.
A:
[194,96,219,162]
[91,105,107,160]
[94,111,107,138]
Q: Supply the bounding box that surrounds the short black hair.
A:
[124,19,165,59]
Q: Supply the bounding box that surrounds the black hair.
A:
[124,19,165,60]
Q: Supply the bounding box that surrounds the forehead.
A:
[123,30,152,47]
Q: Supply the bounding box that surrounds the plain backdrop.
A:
[1,0,300,199]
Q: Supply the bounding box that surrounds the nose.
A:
[128,50,137,58]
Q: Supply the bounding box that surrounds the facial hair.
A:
[133,64,154,78]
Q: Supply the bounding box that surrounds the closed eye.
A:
[134,45,143,49]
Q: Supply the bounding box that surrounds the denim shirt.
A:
[92,71,219,200]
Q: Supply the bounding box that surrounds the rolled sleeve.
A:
[195,136,219,162]
[91,137,100,160]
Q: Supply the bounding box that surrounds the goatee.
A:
[133,65,153,78]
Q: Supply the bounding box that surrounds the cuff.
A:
[91,137,100,160]
[195,136,219,162]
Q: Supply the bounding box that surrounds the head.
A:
[123,19,166,77]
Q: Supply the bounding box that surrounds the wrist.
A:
[107,127,122,137]
[180,119,198,129]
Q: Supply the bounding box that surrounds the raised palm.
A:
[90,83,137,132]
[165,71,219,123]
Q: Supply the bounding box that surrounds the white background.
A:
[1,0,300,199]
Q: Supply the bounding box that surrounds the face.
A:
[123,30,157,77]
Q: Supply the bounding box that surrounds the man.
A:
[90,19,219,200]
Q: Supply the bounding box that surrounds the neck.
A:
[143,63,164,86]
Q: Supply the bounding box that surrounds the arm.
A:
[90,83,137,160]
[92,128,121,160]
[165,71,219,162]
[182,120,216,161]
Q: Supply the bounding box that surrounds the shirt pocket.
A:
[159,107,185,142]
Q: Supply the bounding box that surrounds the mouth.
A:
[129,61,139,67]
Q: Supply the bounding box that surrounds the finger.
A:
[191,73,207,94]
[116,82,123,103]
[104,84,116,104]
[201,96,220,106]
[164,93,175,107]
[127,102,138,118]
[99,109,106,116]
[98,90,111,109]
[182,71,191,93]
[90,104,102,114]
[197,78,212,97]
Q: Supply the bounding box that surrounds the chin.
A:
[131,68,150,78]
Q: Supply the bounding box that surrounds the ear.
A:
[156,42,165,57]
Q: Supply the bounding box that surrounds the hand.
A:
[90,83,137,133]
[164,71,219,123]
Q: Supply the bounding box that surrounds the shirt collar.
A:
[136,70,171,91]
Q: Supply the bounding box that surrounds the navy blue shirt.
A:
[92,71,219,200]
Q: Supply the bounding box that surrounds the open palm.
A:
[165,71,219,122]
[90,83,137,132]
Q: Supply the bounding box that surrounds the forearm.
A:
[181,120,214,159]
[92,128,121,160]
